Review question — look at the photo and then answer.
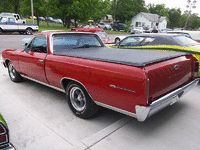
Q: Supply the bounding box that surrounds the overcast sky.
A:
[145,0,200,16]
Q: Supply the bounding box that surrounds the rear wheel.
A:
[8,61,23,82]
[0,28,2,34]
[25,28,33,35]
[66,82,98,118]
[115,38,120,44]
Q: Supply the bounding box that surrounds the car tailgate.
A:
[144,55,197,104]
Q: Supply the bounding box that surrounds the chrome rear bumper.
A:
[136,78,199,122]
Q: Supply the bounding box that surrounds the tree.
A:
[111,0,146,23]
[0,0,22,14]
[168,8,182,28]
[21,0,46,25]
[147,4,169,17]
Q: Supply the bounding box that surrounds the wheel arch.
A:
[61,77,95,101]
[4,59,11,68]
[25,27,33,30]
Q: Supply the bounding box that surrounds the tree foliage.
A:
[0,0,200,30]
[0,0,21,13]
[112,0,146,22]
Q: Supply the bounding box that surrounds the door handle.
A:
[38,60,44,63]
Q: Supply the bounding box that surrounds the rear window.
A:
[52,34,102,52]
[172,35,198,46]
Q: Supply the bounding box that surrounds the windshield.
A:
[52,34,102,52]
[0,17,4,22]
[172,35,198,46]
[95,32,108,38]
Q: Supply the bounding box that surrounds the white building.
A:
[131,12,167,30]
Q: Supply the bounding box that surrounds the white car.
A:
[98,23,111,30]
[114,35,128,43]
[131,27,144,34]
[167,30,200,42]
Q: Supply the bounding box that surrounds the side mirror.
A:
[24,47,30,53]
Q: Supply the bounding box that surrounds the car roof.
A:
[36,31,100,36]
[126,33,182,38]
[167,30,200,40]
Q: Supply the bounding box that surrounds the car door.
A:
[5,17,18,31]
[18,35,48,83]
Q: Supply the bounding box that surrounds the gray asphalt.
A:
[0,34,200,150]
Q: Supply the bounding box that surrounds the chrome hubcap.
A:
[70,87,86,111]
[9,63,16,79]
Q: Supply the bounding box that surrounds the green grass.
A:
[26,19,129,34]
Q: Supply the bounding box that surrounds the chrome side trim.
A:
[147,79,149,104]
[109,84,136,93]
[21,75,65,93]
[95,101,137,118]
[136,78,199,122]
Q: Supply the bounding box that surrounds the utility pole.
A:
[31,0,34,24]
[184,0,197,29]
[113,0,118,23]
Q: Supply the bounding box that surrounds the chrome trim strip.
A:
[109,84,136,93]
[21,75,65,93]
[147,79,149,104]
[136,78,199,122]
[95,101,137,118]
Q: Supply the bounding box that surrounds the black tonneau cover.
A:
[53,47,190,67]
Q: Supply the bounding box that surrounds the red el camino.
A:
[70,25,104,33]
[2,31,199,122]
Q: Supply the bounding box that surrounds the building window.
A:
[136,22,141,27]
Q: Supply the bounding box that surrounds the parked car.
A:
[131,27,144,34]
[0,12,26,23]
[0,16,39,35]
[112,23,125,31]
[54,19,63,24]
[167,30,200,42]
[0,113,16,150]
[2,31,199,122]
[98,23,111,30]
[111,33,200,77]
[95,32,112,44]
[38,16,45,21]
[70,25,104,33]
[30,16,37,20]
[46,17,55,23]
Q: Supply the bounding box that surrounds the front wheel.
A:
[8,61,23,82]
[0,28,2,34]
[66,82,98,118]
[25,28,33,35]
[115,38,120,44]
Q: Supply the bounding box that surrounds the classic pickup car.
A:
[0,16,38,35]
[2,31,199,122]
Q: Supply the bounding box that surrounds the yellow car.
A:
[108,33,200,77]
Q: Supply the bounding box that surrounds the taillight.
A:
[193,61,199,78]
[0,123,8,145]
